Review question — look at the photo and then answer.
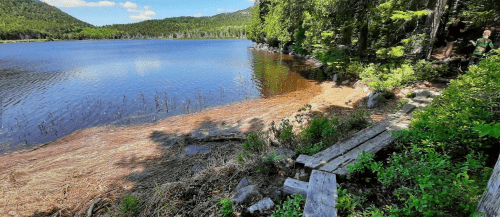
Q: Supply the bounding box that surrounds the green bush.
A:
[270,119,295,147]
[346,55,500,216]
[413,60,448,81]
[300,115,339,144]
[120,195,141,215]
[272,192,306,217]
[360,63,416,91]
[242,134,265,153]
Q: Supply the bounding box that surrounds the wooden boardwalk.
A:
[283,90,438,216]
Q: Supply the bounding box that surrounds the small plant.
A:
[218,198,235,217]
[256,166,270,174]
[272,192,306,217]
[120,195,141,215]
[382,90,395,99]
[301,114,338,144]
[242,134,265,153]
[395,98,409,111]
[237,151,249,165]
[406,91,416,98]
[296,141,328,155]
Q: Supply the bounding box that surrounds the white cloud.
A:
[121,1,155,20]
[217,8,224,12]
[193,13,202,17]
[44,0,115,7]
[247,0,255,2]
[203,8,207,11]
[120,1,137,8]
[227,8,234,12]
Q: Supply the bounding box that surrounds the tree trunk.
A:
[477,153,500,216]
[425,0,449,60]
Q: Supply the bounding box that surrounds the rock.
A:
[294,169,308,181]
[231,185,261,204]
[367,93,380,108]
[314,62,323,68]
[332,74,338,82]
[269,187,283,200]
[341,80,349,85]
[236,177,251,191]
[189,165,203,172]
[287,45,294,53]
[8,211,19,216]
[269,149,296,160]
[363,87,369,92]
[352,80,363,89]
[367,91,375,97]
[247,197,275,214]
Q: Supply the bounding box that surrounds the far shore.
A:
[0,37,248,44]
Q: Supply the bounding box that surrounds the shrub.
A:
[218,198,235,217]
[300,114,339,144]
[272,192,306,217]
[406,91,416,98]
[270,119,295,147]
[120,195,141,215]
[413,60,448,81]
[242,134,265,153]
[360,63,416,91]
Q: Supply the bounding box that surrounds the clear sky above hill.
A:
[43,0,255,26]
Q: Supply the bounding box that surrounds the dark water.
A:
[0,39,321,154]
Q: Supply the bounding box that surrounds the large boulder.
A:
[231,185,261,204]
[236,177,252,191]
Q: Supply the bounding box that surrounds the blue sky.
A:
[43,0,255,26]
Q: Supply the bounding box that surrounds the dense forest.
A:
[0,0,251,40]
[245,0,500,216]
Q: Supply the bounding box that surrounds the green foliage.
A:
[473,123,500,138]
[270,119,295,146]
[413,60,448,81]
[120,195,141,215]
[242,134,265,153]
[237,151,250,165]
[301,114,339,145]
[395,98,409,111]
[296,141,329,155]
[360,63,416,91]
[345,56,499,216]
[406,91,416,98]
[218,198,235,217]
[272,192,306,217]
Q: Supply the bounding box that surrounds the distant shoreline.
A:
[0,37,248,44]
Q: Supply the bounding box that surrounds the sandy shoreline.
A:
[0,79,380,216]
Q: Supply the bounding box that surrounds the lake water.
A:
[0,39,322,154]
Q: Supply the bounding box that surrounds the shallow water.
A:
[0,39,321,153]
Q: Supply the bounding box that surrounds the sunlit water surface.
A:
[0,39,324,153]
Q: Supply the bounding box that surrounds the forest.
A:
[244,0,500,216]
[0,0,251,40]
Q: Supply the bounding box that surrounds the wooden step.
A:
[283,178,309,196]
[303,170,338,217]
[296,123,388,169]
[319,130,394,173]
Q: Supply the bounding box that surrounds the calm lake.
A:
[0,39,324,154]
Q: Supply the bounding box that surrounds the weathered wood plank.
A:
[299,124,388,169]
[283,178,309,196]
[477,154,500,216]
[319,131,393,173]
[296,155,315,165]
[304,170,338,217]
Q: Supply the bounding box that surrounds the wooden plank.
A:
[304,170,338,217]
[477,154,500,216]
[296,155,315,165]
[300,124,388,169]
[319,131,393,173]
[283,178,309,196]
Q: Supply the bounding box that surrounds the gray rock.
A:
[367,93,380,108]
[341,80,349,85]
[314,62,323,68]
[352,80,363,89]
[189,165,203,172]
[269,187,283,200]
[270,149,296,160]
[231,185,261,204]
[236,177,251,191]
[287,45,294,53]
[248,197,275,214]
[363,87,370,92]
[332,74,338,82]
[294,169,308,181]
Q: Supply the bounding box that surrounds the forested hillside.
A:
[0,0,252,40]
[0,0,92,40]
